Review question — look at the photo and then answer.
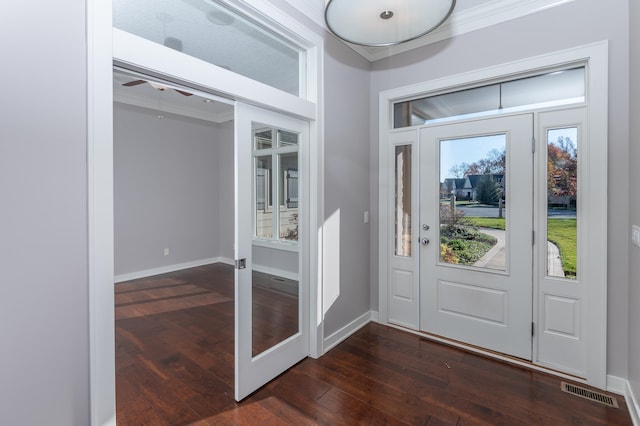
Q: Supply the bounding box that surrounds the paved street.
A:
[456,205,576,219]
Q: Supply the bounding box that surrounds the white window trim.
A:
[378,41,608,389]
[88,0,325,423]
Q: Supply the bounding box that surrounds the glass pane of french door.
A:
[251,126,300,357]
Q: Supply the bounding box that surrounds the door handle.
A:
[420,237,430,245]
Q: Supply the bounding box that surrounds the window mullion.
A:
[272,151,280,240]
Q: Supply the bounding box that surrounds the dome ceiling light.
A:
[325,0,456,47]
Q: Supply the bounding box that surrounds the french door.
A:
[234,102,309,400]
[419,114,534,360]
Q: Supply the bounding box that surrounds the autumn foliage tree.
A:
[547,136,577,205]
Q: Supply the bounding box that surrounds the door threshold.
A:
[385,322,586,384]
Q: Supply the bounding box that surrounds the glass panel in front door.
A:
[546,127,578,280]
[439,135,507,271]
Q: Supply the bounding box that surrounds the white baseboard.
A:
[370,310,379,322]
[323,310,373,353]
[626,379,640,426]
[218,257,234,266]
[252,264,298,281]
[114,257,231,283]
[607,375,628,395]
[114,257,300,284]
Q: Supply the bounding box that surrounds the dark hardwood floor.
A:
[115,264,632,425]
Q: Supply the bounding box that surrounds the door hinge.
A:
[532,230,535,246]
[235,258,247,269]
[532,136,536,154]
[531,322,535,336]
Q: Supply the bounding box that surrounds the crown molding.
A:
[283,0,325,28]
[326,0,576,62]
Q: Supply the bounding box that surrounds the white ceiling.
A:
[113,71,234,124]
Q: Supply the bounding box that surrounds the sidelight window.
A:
[546,127,578,280]
[394,145,413,257]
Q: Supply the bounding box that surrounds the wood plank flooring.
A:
[115,264,632,425]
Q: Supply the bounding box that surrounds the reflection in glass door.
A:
[252,127,300,356]
[234,102,308,401]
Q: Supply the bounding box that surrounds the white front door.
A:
[234,102,309,400]
[419,114,533,360]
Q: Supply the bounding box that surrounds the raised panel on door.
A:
[419,114,533,360]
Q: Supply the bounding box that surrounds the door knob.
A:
[420,237,430,245]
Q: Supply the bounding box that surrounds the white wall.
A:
[628,0,640,411]
[0,0,90,424]
[323,34,372,337]
[369,0,630,377]
[114,103,231,276]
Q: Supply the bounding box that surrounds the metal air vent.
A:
[561,382,618,408]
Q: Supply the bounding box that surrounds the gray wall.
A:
[369,0,630,377]
[323,34,372,337]
[628,0,640,408]
[114,103,231,276]
[0,0,90,424]
[217,121,235,260]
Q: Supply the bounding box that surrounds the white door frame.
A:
[378,42,608,388]
[87,1,325,423]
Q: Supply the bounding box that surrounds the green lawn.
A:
[466,216,576,278]
[466,217,506,230]
[546,218,577,279]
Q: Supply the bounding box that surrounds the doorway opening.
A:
[112,69,310,423]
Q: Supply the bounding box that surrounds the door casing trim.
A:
[88,1,325,423]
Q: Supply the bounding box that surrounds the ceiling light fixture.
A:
[206,10,235,26]
[148,81,168,91]
[324,0,456,47]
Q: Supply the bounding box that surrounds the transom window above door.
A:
[393,67,585,128]
[113,0,305,96]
